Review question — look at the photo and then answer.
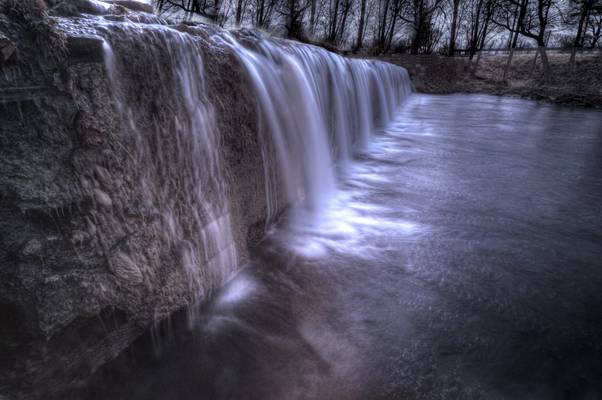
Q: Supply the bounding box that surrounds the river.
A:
[85,93,602,400]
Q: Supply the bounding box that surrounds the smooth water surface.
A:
[88,94,602,400]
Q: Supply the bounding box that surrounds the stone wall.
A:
[0,4,282,398]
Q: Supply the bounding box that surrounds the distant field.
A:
[376,51,602,107]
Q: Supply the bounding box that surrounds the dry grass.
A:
[378,51,602,107]
[462,51,602,107]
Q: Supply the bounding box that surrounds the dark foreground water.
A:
[87,94,602,400]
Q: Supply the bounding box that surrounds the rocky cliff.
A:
[1,2,281,397]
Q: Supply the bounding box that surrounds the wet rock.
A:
[103,0,154,13]
[0,32,15,63]
[48,0,111,16]
[93,188,113,207]
[93,165,113,187]
[75,111,107,147]
[49,1,83,16]
[109,251,143,285]
[66,35,105,63]
[0,11,277,400]
[70,229,87,245]
[104,14,127,22]
[21,238,42,256]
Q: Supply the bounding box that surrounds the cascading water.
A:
[218,32,412,229]
[217,32,412,255]
[98,23,238,321]
[59,11,411,319]
[6,7,602,399]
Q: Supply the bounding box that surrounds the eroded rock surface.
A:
[0,3,280,398]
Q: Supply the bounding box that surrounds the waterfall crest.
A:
[218,32,412,225]
[93,21,412,290]
[209,33,412,245]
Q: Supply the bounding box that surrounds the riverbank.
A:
[374,51,602,108]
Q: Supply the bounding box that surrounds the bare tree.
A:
[336,0,354,42]
[403,0,445,54]
[373,0,406,52]
[155,0,596,59]
[494,0,528,80]
[308,0,318,34]
[157,0,221,19]
[354,0,368,50]
[585,11,602,47]
[448,0,461,55]
[235,0,247,24]
[253,0,279,28]
[465,0,497,61]
[277,0,309,38]
[566,0,602,65]
[494,0,557,82]
[472,0,498,74]
[326,0,341,42]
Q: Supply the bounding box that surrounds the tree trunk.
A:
[235,0,244,24]
[590,17,602,48]
[503,47,515,82]
[410,27,420,54]
[531,47,539,74]
[448,0,460,56]
[338,1,351,43]
[503,0,526,83]
[378,0,391,52]
[506,5,518,49]
[309,0,317,34]
[328,0,341,42]
[354,0,367,52]
[569,46,577,68]
[385,10,399,52]
[410,14,421,53]
[468,0,484,60]
[569,1,590,67]
[539,46,551,83]
[472,11,490,75]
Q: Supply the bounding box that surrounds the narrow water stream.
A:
[87,94,602,400]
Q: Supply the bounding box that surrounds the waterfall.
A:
[74,16,410,314]
[0,6,416,393]
[98,24,238,321]
[218,31,412,226]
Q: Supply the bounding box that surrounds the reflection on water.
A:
[86,94,602,400]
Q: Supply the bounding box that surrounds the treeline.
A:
[155,0,601,57]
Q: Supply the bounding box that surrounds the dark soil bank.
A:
[377,51,602,107]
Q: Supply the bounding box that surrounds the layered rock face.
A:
[0,2,410,398]
[1,8,272,398]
